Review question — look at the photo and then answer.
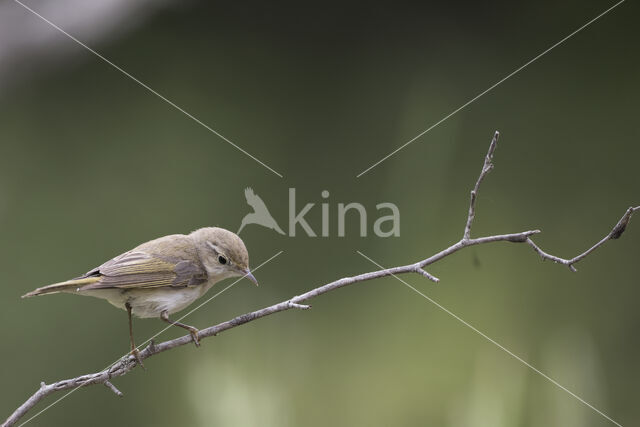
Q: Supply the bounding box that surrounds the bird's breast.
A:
[124,282,216,318]
[71,276,222,318]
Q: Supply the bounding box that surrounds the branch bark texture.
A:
[4,131,638,427]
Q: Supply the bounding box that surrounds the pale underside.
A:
[69,279,219,318]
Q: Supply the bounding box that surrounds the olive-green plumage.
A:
[22,227,258,351]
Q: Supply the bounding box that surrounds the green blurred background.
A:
[1,1,638,426]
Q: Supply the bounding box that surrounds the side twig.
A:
[526,206,638,272]
[4,131,637,427]
[464,130,499,240]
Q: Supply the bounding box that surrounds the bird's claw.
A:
[130,348,145,370]
[189,328,200,347]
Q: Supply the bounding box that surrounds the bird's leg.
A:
[160,310,200,347]
[126,302,145,369]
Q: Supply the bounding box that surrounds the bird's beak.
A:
[244,269,259,286]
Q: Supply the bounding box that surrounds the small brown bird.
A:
[23,227,258,361]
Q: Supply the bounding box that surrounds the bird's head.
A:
[190,227,258,285]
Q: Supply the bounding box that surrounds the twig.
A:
[103,381,123,397]
[464,130,499,240]
[4,131,637,427]
[526,206,638,272]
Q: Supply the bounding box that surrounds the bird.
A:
[22,227,258,363]
[238,187,285,235]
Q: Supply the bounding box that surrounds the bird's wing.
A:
[78,236,207,290]
[244,187,270,214]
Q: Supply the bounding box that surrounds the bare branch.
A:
[464,130,499,240]
[526,206,639,272]
[4,132,637,427]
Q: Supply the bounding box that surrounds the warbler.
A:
[22,227,257,360]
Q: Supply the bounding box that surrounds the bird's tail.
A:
[22,277,100,298]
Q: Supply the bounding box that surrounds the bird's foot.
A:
[188,327,200,347]
[130,348,145,370]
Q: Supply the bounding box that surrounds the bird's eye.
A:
[218,255,227,265]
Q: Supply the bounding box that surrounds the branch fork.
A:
[414,266,439,283]
[287,301,311,310]
[524,206,637,272]
[4,131,637,427]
